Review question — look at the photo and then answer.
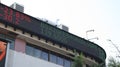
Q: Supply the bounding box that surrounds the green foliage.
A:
[92,64,100,67]
[72,53,84,67]
[108,57,120,67]
[72,50,106,67]
[91,63,105,67]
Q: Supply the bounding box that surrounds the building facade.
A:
[0,3,106,67]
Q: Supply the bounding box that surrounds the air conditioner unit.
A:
[57,24,69,32]
[10,2,24,12]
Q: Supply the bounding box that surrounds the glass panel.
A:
[50,54,57,63]
[57,57,64,66]
[64,59,71,67]
[25,45,34,56]
[9,41,15,50]
[0,34,15,50]
[86,64,90,67]
[41,51,48,61]
[34,48,41,58]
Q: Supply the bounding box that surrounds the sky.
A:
[1,0,120,64]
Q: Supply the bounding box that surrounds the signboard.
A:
[0,3,106,61]
[0,3,42,35]
[0,41,7,67]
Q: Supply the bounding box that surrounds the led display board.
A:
[0,3,106,62]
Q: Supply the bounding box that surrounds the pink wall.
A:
[15,38,26,53]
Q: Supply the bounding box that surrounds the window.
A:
[64,59,71,67]
[0,34,15,50]
[50,54,57,63]
[34,48,41,58]
[41,51,48,61]
[9,41,14,50]
[57,57,64,66]
[25,45,34,56]
[25,43,73,67]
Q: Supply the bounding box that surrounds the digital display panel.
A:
[0,3,42,35]
[0,3,106,61]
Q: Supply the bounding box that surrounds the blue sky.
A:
[2,0,120,64]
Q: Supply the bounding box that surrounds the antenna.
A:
[107,39,120,56]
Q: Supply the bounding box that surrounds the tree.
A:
[91,63,105,67]
[108,57,120,67]
[72,51,106,67]
[72,53,84,67]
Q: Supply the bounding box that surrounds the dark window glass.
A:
[41,51,48,61]
[25,45,34,56]
[86,64,90,67]
[9,41,14,50]
[64,59,71,67]
[50,54,57,63]
[0,34,15,50]
[57,57,64,66]
[34,48,41,58]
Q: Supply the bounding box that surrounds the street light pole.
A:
[107,39,120,56]
[86,29,94,40]
[88,37,99,41]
